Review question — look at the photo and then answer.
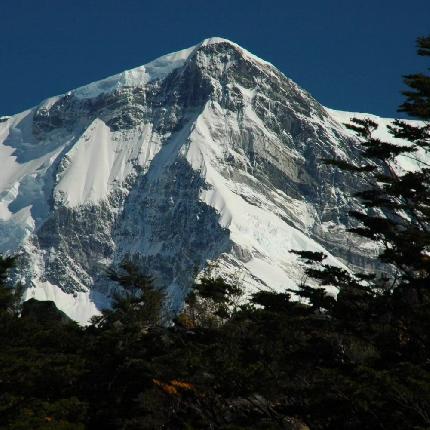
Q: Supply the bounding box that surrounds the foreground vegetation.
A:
[0,255,430,429]
[0,258,430,430]
[0,36,429,429]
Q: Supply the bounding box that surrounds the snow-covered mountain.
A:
[0,37,405,323]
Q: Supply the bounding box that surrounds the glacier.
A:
[0,37,417,323]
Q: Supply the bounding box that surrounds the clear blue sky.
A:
[1,0,429,117]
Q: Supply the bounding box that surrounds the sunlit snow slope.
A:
[326,109,427,172]
[0,38,403,323]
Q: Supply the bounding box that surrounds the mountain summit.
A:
[0,38,388,322]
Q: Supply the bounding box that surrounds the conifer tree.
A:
[323,36,430,295]
[292,36,430,368]
[92,261,167,331]
[0,256,21,316]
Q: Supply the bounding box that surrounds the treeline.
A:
[0,257,430,430]
[0,36,429,429]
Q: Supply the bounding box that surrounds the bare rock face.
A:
[21,298,72,325]
[0,38,378,322]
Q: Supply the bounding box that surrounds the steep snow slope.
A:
[327,109,428,172]
[0,38,392,323]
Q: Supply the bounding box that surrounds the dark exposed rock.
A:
[21,298,73,324]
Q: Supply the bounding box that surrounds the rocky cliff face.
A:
[0,38,383,322]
